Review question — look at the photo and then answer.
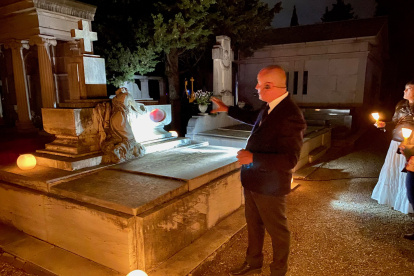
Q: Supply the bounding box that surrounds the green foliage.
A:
[194,90,213,105]
[152,0,215,55]
[83,0,159,86]
[104,44,159,87]
[321,0,357,22]
[84,0,280,87]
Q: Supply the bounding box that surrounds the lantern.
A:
[16,154,37,170]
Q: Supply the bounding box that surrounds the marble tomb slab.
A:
[0,164,109,192]
[51,170,188,216]
[113,145,240,190]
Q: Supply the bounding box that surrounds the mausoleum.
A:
[237,17,388,132]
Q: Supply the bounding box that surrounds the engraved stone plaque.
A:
[83,56,106,84]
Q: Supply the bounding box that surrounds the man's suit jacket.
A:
[228,95,306,196]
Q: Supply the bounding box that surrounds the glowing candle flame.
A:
[402,128,412,139]
[371,113,379,121]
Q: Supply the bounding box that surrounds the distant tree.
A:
[321,0,358,22]
[208,0,282,57]
[290,5,299,26]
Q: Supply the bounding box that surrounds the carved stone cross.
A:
[70,20,97,53]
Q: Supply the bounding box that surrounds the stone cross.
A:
[70,20,97,53]
[212,36,234,106]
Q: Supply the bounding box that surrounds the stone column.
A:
[4,40,37,132]
[30,35,57,108]
[140,79,151,99]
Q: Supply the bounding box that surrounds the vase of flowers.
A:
[194,90,213,115]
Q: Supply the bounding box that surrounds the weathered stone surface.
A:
[0,163,108,192]
[0,180,136,273]
[136,169,242,271]
[34,152,103,171]
[25,247,121,276]
[114,145,240,190]
[148,207,246,276]
[0,223,29,248]
[0,184,48,241]
[3,236,54,260]
[51,170,188,215]
[43,196,135,274]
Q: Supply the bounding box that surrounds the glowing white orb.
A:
[169,131,178,137]
[126,270,148,276]
[402,128,412,139]
[371,112,379,121]
[16,154,37,170]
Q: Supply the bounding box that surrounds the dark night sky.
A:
[262,0,376,28]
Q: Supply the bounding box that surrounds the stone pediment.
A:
[33,0,96,20]
[0,0,96,42]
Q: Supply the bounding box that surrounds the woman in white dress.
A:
[372,81,414,214]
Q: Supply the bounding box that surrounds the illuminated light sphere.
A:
[16,154,37,170]
[402,128,413,139]
[126,270,148,276]
[169,131,178,137]
[149,109,166,123]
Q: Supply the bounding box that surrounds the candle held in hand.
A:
[371,112,379,123]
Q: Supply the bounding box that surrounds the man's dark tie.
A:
[260,104,270,124]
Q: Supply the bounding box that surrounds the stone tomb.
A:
[0,144,242,274]
[187,117,331,172]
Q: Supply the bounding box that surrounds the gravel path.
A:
[0,262,34,276]
[194,129,414,276]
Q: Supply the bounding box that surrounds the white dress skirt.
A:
[372,140,414,214]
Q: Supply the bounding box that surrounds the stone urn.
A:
[198,104,208,115]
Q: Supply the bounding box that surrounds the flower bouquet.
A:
[194,90,213,114]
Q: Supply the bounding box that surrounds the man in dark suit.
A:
[211,65,306,276]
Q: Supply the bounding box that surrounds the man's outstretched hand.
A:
[210,97,229,113]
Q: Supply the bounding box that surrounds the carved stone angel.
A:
[94,87,146,164]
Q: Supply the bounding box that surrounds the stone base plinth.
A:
[34,152,103,171]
